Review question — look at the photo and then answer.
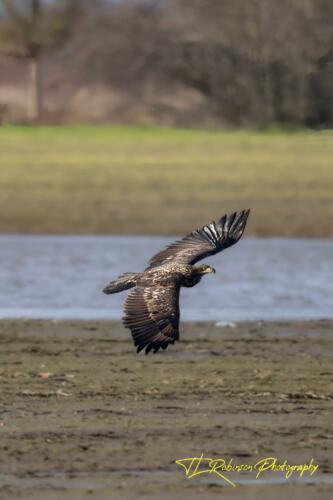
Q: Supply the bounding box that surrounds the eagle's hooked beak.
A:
[206,266,216,274]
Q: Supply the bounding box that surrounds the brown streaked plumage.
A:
[103,210,250,354]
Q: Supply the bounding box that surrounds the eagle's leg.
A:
[182,275,202,288]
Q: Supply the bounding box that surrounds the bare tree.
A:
[0,0,80,121]
[163,0,333,126]
[0,0,332,126]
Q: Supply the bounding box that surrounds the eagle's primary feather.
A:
[123,278,180,354]
[147,209,250,269]
[103,210,250,354]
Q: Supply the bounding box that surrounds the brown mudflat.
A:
[0,319,332,499]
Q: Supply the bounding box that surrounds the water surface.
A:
[0,235,332,322]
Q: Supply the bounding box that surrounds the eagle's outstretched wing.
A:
[123,280,180,354]
[147,209,250,269]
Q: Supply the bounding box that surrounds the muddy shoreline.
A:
[0,319,332,499]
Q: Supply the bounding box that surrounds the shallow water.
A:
[0,235,332,321]
[1,471,332,489]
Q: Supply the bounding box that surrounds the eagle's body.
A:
[103,210,250,354]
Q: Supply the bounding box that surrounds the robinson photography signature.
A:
[175,453,319,487]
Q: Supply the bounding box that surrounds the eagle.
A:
[103,210,250,354]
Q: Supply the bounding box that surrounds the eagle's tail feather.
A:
[103,272,140,294]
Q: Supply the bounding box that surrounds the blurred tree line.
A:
[0,0,332,127]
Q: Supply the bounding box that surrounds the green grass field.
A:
[0,125,332,236]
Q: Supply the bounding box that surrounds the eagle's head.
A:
[196,264,216,275]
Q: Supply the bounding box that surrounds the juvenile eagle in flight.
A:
[103,210,250,354]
